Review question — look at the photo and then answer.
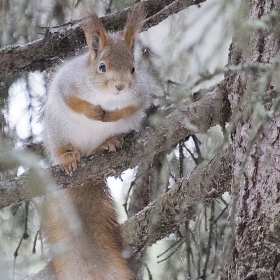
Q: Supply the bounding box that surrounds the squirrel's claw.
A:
[59,151,81,175]
[94,134,125,153]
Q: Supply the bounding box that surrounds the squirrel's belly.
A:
[65,111,140,156]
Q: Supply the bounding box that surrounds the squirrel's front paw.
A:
[59,151,81,174]
[86,105,105,121]
[95,135,125,152]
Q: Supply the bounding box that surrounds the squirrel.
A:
[43,5,149,280]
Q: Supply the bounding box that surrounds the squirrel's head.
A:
[82,5,146,95]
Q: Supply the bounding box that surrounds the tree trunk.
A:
[227,0,280,279]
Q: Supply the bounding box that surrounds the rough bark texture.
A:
[226,0,280,279]
[0,0,206,78]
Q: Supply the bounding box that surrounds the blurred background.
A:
[0,0,238,279]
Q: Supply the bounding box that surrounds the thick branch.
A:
[0,84,224,210]
[0,0,206,77]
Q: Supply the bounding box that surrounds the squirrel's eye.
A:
[99,63,106,73]
[131,67,135,74]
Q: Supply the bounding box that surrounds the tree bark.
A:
[226,1,280,279]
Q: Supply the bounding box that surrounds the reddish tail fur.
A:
[47,182,133,280]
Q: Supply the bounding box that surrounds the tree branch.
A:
[0,83,224,210]
[0,0,206,77]
[122,148,232,257]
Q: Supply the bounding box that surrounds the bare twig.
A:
[122,148,232,256]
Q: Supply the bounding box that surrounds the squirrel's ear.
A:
[82,12,107,59]
[124,4,146,50]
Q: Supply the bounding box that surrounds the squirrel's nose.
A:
[115,84,125,91]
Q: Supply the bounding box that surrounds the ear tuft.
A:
[81,9,107,59]
[124,4,146,50]
[91,35,100,52]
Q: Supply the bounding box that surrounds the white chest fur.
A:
[53,93,143,157]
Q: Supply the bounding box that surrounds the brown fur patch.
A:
[65,94,104,120]
[102,105,139,122]
[65,94,139,122]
